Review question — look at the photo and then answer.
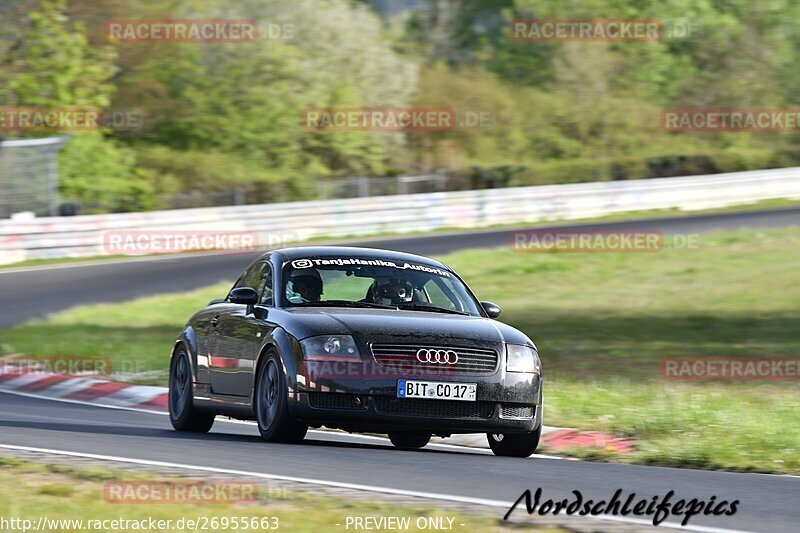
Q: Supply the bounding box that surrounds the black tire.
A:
[389,432,431,449]
[255,350,308,443]
[487,424,541,458]
[169,347,215,433]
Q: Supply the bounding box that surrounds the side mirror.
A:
[229,287,259,305]
[481,301,501,319]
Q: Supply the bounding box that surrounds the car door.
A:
[209,261,273,396]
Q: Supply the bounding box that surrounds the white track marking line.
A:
[2,388,799,480]
[0,388,566,460]
[0,443,754,533]
[4,388,797,480]
[0,388,167,415]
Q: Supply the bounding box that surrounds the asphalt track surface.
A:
[1,392,797,532]
[1,207,799,532]
[1,206,799,328]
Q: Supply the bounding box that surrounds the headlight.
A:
[506,344,541,373]
[300,335,360,360]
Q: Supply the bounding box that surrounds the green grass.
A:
[1,227,799,473]
[0,282,232,383]
[0,456,555,533]
[450,228,800,379]
[0,254,135,270]
[445,227,800,473]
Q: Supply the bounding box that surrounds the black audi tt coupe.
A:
[169,246,543,457]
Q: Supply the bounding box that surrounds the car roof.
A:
[267,246,450,270]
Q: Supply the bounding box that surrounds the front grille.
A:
[500,404,535,419]
[307,393,366,410]
[370,343,498,374]
[374,397,494,419]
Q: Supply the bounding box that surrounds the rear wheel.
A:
[169,347,215,433]
[255,351,307,443]
[487,425,541,458]
[389,432,431,449]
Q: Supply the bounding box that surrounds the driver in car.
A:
[287,270,323,303]
[371,277,415,306]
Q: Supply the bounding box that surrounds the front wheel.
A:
[487,424,541,458]
[389,433,431,449]
[255,351,307,443]
[169,347,215,433]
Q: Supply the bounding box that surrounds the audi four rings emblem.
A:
[416,348,459,364]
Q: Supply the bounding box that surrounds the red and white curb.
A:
[0,365,167,411]
[0,364,635,453]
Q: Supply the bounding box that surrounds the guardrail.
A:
[2,167,799,264]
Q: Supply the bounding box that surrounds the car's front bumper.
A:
[291,393,541,435]
[287,372,542,435]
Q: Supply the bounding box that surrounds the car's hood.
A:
[278,307,532,347]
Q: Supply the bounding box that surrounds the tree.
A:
[0,0,149,212]
[121,0,419,197]
[1,0,117,107]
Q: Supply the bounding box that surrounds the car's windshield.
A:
[281,257,482,316]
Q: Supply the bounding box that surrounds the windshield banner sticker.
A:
[290,258,451,277]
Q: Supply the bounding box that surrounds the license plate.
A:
[397,379,476,401]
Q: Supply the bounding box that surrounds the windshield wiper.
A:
[293,300,397,310]
[395,303,470,315]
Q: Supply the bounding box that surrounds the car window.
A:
[259,264,274,305]
[232,262,269,298]
[423,279,458,311]
[320,269,373,301]
[281,256,482,315]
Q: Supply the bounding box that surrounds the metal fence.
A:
[0,137,67,219]
[158,188,249,210]
[0,136,447,216]
[317,174,447,199]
